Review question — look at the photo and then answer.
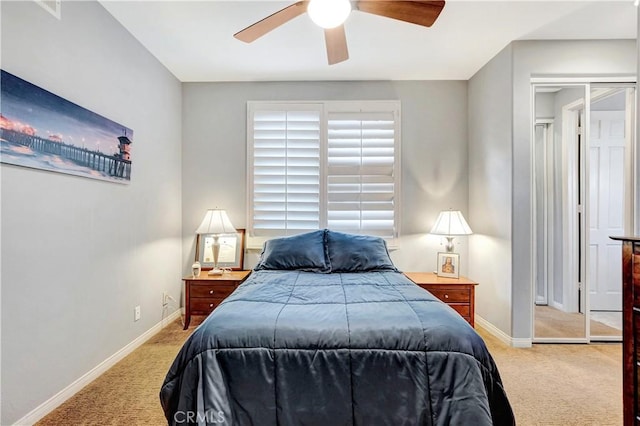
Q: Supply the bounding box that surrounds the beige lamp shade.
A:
[430,210,472,253]
[196,209,237,235]
[430,210,473,236]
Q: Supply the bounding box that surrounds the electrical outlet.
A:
[134,305,141,321]
[162,292,169,307]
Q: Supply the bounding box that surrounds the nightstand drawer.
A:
[190,283,236,299]
[424,288,470,303]
[449,304,471,317]
[190,298,226,314]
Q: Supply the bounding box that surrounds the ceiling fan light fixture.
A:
[307,0,351,29]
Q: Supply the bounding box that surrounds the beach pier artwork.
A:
[0,70,133,183]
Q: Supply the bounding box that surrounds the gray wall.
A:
[468,45,514,335]
[1,2,182,423]
[182,81,470,274]
[535,92,554,119]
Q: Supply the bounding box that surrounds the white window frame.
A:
[246,100,401,248]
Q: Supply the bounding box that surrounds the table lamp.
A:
[430,210,473,252]
[196,209,237,275]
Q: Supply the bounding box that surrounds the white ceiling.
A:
[100,0,637,82]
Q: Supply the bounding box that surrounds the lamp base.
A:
[208,235,224,276]
[444,236,455,252]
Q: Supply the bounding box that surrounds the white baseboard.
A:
[475,314,532,348]
[549,300,564,311]
[14,309,182,426]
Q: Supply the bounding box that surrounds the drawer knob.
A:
[444,294,449,299]
[209,303,214,308]
[209,290,214,294]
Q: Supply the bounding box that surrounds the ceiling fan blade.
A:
[324,25,349,65]
[234,1,308,43]
[356,0,445,27]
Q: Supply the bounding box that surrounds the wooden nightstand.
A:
[404,272,478,327]
[183,270,251,329]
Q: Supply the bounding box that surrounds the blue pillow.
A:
[326,230,398,273]
[254,230,330,273]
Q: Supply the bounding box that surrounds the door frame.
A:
[534,119,554,306]
[530,77,636,343]
[561,97,583,317]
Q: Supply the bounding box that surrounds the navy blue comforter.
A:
[160,271,514,425]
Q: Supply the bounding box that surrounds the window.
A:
[247,101,401,242]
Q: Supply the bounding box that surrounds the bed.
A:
[160,230,514,425]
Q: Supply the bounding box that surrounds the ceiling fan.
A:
[234,0,446,65]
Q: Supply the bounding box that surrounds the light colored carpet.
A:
[37,317,622,425]
[478,327,622,425]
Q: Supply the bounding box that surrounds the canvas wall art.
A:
[0,69,133,183]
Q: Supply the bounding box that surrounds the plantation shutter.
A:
[326,107,398,238]
[248,101,400,243]
[249,105,322,237]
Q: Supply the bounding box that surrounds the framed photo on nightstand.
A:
[195,228,245,270]
[436,252,459,278]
